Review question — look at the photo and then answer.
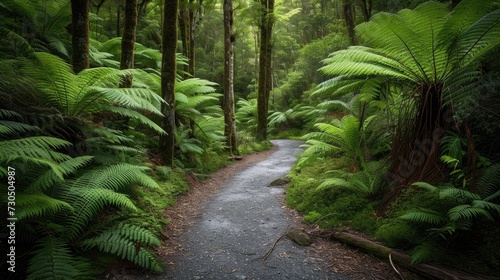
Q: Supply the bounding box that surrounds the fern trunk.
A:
[70,0,90,73]
[383,85,451,212]
[223,0,238,154]
[159,0,179,167]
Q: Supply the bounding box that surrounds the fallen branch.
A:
[330,230,499,280]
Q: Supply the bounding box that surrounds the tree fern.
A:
[315,0,500,197]
[22,52,165,133]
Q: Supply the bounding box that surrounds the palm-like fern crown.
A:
[316,0,500,105]
[22,52,166,134]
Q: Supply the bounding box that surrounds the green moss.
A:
[375,220,422,248]
[125,169,190,235]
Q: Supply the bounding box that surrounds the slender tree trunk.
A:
[179,0,200,77]
[116,3,121,37]
[120,0,138,88]
[343,0,357,45]
[159,0,179,167]
[359,0,372,21]
[223,0,237,154]
[71,0,90,73]
[256,0,274,141]
[179,1,190,75]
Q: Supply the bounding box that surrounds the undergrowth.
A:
[286,155,500,277]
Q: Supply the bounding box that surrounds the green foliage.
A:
[298,114,376,170]
[0,108,163,278]
[81,223,162,273]
[236,98,258,135]
[27,237,93,280]
[22,52,165,133]
[396,167,500,263]
[286,157,377,233]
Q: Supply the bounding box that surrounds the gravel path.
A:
[146,140,347,280]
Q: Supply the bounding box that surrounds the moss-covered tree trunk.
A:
[223,0,237,154]
[120,0,138,88]
[71,0,90,73]
[256,0,274,141]
[159,1,179,167]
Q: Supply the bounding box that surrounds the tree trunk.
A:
[179,1,190,75]
[120,0,138,88]
[179,0,200,77]
[343,0,357,45]
[71,0,90,74]
[256,0,274,141]
[223,0,237,154]
[159,0,179,167]
[359,0,372,21]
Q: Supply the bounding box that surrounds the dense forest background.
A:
[1,0,499,279]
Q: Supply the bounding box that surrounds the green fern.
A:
[15,193,73,220]
[27,237,92,280]
[81,223,162,272]
[399,208,447,225]
[22,52,166,133]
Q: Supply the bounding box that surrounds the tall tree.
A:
[71,0,90,73]
[120,0,139,88]
[256,0,275,141]
[159,0,179,166]
[342,0,357,45]
[223,0,237,154]
[179,0,202,76]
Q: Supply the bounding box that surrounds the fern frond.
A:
[72,163,159,191]
[0,120,40,135]
[63,187,138,241]
[439,188,481,201]
[81,224,162,272]
[27,237,90,280]
[477,164,500,198]
[101,105,166,134]
[447,204,493,222]
[411,181,438,192]
[28,156,94,192]
[471,200,500,217]
[316,178,350,192]
[400,208,446,225]
[15,193,73,220]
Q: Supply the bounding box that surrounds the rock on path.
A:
[145,140,348,280]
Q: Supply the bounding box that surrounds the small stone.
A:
[286,227,312,246]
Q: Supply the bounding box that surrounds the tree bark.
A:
[256,0,274,141]
[159,0,179,167]
[71,0,90,73]
[223,0,237,154]
[120,0,138,88]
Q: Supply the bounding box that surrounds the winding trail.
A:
[148,140,347,280]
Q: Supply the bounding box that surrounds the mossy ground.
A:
[286,156,500,276]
